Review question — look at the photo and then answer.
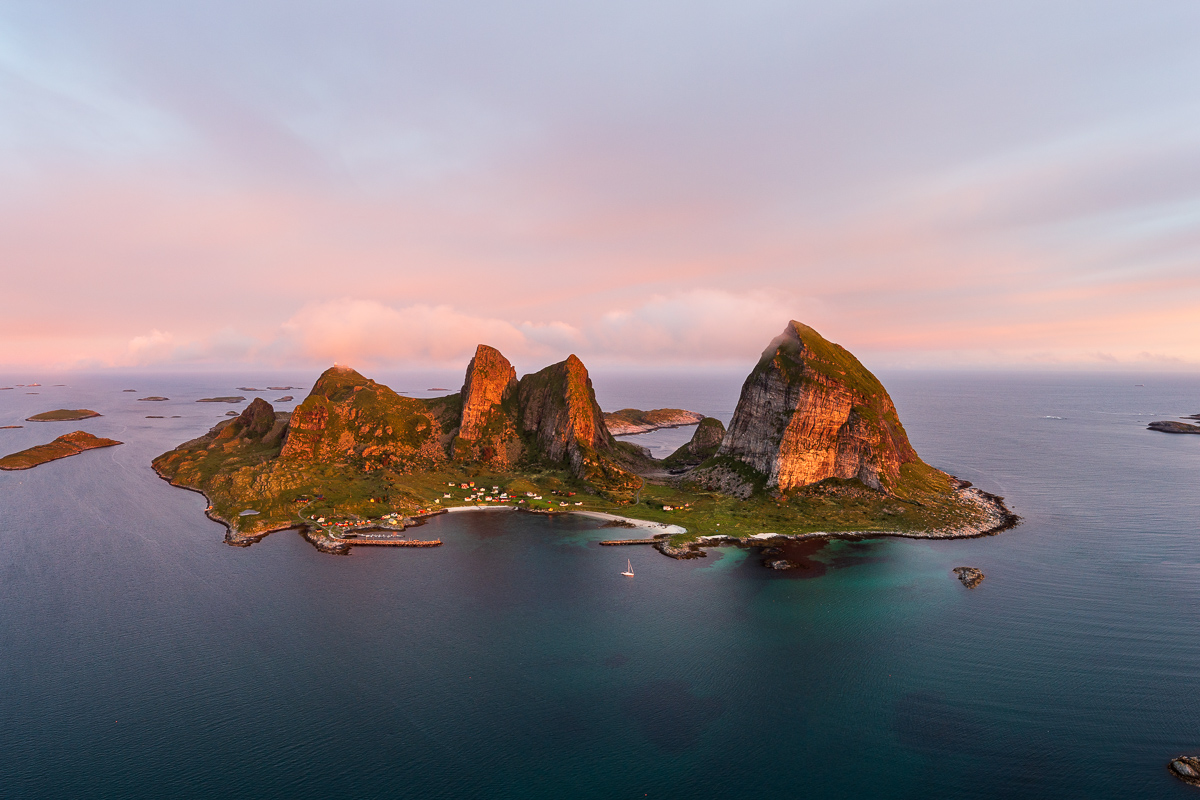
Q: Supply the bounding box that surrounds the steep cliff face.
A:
[456,345,522,466]
[280,365,450,472]
[517,355,611,465]
[459,345,517,439]
[717,322,923,492]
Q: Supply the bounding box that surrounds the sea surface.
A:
[2,370,1200,798]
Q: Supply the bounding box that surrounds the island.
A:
[953,567,985,588]
[1148,421,1200,434]
[138,396,170,402]
[274,395,294,402]
[1,430,123,470]
[604,408,706,436]
[153,321,1018,558]
[196,396,246,403]
[26,409,101,422]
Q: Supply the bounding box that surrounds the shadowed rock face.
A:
[689,417,725,453]
[665,417,726,468]
[718,321,921,491]
[517,355,612,468]
[234,397,276,440]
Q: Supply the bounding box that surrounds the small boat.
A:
[621,559,634,577]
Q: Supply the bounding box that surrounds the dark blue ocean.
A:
[2,369,1200,798]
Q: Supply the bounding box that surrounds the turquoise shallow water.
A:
[2,371,1199,798]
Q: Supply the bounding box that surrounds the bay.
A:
[2,370,1199,798]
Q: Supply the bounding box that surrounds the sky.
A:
[2,0,1199,374]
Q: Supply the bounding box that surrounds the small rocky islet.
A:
[953,566,985,588]
[1148,420,1200,435]
[152,320,1018,556]
[25,409,101,422]
[0,430,123,471]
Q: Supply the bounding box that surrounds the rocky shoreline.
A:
[155,462,1018,562]
[637,481,1020,563]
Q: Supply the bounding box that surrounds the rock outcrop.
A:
[1169,756,1200,786]
[456,345,522,466]
[664,417,726,469]
[714,321,926,493]
[233,397,277,440]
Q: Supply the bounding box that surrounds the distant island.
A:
[1148,420,1200,434]
[153,321,1017,558]
[26,409,101,422]
[604,408,706,436]
[1,430,122,470]
[196,396,246,403]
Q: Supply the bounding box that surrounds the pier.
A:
[338,536,442,547]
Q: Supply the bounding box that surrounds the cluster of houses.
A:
[435,481,586,509]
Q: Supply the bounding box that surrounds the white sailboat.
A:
[621,559,634,577]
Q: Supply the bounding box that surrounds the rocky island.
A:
[1,430,123,470]
[153,321,1017,556]
[26,409,101,422]
[604,408,706,436]
[1148,421,1200,434]
[953,567,985,588]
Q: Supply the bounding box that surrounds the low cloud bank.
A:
[107,290,802,371]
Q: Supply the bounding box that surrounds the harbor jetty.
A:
[338,536,442,547]
[599,536,669,546]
